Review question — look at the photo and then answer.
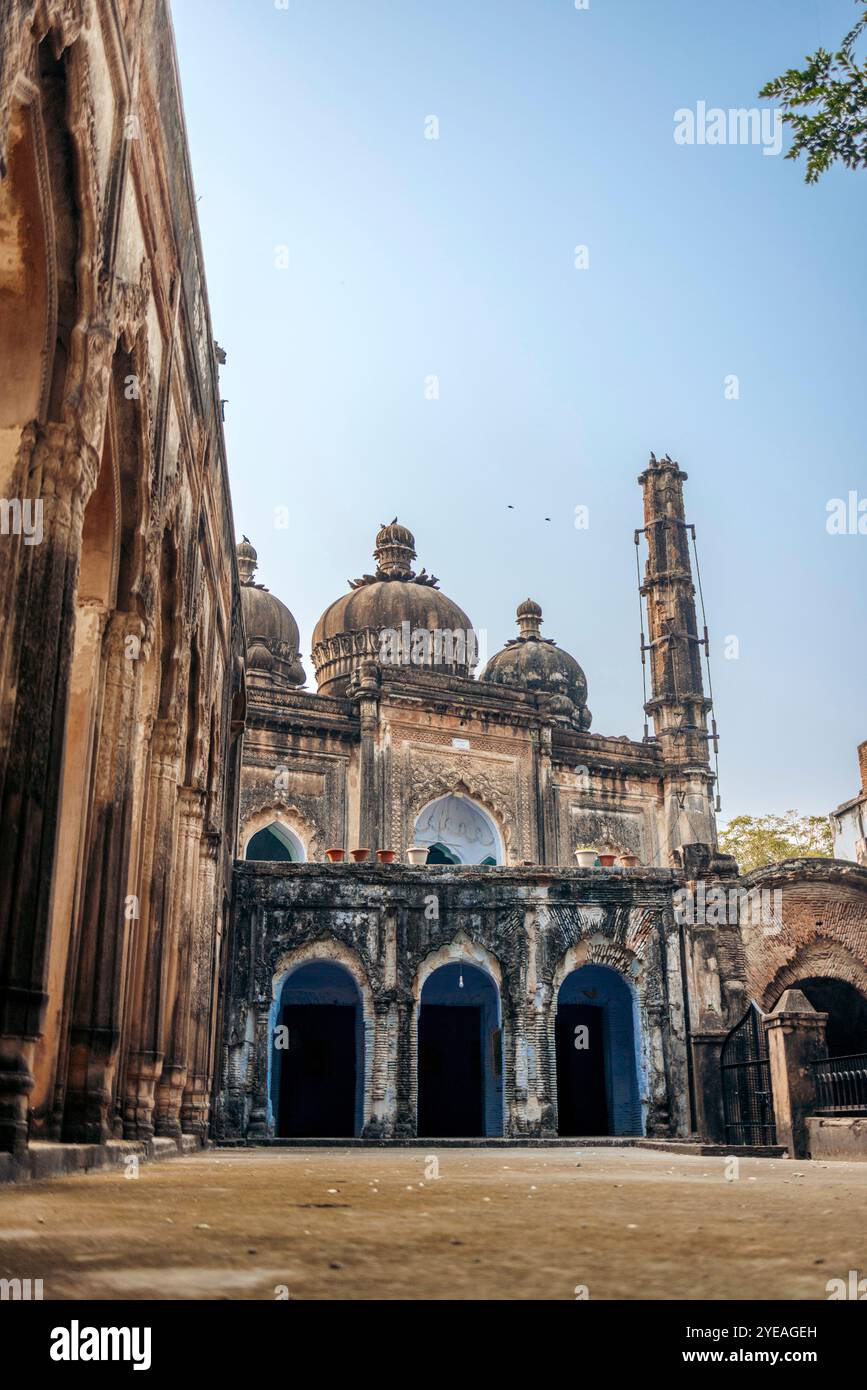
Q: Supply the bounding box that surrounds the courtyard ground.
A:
[0,1145,865,1300]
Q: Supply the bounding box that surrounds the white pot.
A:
[574,848,598,868]
[406,846,429,865]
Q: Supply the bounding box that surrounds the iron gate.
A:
[721,1002,776,1145]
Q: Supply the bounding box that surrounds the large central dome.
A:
[312,520,476,692]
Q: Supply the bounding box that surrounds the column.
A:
[181,831,220,1138]
[764,989,828,1159]
[0,421,99,1153]
[153,785,205,1137]
[63,611,146,1142]
[122,718,182,1140]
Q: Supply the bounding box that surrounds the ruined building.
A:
[2,0,866,1174]
[0,0,244,1161]
[220,461,867,1152]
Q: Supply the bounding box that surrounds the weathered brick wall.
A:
[737,861,867,1008]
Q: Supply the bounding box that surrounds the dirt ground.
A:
[1,1145,865,1300]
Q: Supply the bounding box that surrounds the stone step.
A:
[232,1135,786,1157]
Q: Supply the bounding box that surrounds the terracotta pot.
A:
[574,848,598,868]
[325,848,345,863]
[375,849,396,864]
[618,852,639,868]
[598,853,617,868]
[406,846,428,865]
[350,848,370,863]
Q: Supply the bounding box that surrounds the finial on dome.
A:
[237,535,257,585]
[516,598,543,639]
[374,518,417,579]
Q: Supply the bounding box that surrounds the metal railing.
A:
[813,1053,867,1114]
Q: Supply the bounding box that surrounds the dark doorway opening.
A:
[417,962,502,1137]
[277,1004,356,1137]
[272,961,361,1137]
[794,977,867,1057]
[556,1003,608,1136]
[418,1004,482,1136]
[554,963,642,1136]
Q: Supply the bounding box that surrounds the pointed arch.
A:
[412,793,504,865]
[268,941,375,1136]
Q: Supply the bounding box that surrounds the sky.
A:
[170,0,866,824]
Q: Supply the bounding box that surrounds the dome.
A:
[311,520,476,692]
[237,538,305,687]
[481,599,591,729]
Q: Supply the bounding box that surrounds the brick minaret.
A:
[637,454,717,859]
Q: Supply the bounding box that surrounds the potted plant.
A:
[574,846,598,868]
[325,847,345,863]
[618,851,639,868]
[376,849,396,864]
[598,851,617,868]
[406,846,428,865]
[350,848,370,863]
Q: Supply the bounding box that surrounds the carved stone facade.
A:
[219,863,694,1142]
[0,0,244,1159]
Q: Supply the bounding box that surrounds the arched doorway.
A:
[417,962,503,1137]
[271,962,362,1137]
[789,978,867,1057]
[413,794,502,864]
[555,964,642,1136]
[246,822,305,862]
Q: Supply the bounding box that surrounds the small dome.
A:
[237,538,305,688]
[312,520,476,692]
[237,535,258,584]
[482,599,591,729]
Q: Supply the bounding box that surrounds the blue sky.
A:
[171,0,866,822]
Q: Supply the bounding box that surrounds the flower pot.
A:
[325,848,345,863]
[375,849,396,864]
[618,852,639,868]
[574,848,598,868]
[598,853,617,868]
[350,848,370,863]
[406,846,428,865]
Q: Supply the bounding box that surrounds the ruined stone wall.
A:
[218,863,693,1142]
[0,0,244,1155]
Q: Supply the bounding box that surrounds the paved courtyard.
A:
[1,1146,865,1300]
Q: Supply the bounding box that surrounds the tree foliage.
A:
[718,811,834,875]
[760,1,867,182]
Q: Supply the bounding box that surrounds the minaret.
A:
[637,454,718,858]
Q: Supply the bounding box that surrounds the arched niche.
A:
[413,793,503,865]
[553,960,643,1137]
[411,939,506,1138]
[268,944,374,1137]
[246,821,305,863]
[778,977,867,1057]
[416,961,504,1137]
